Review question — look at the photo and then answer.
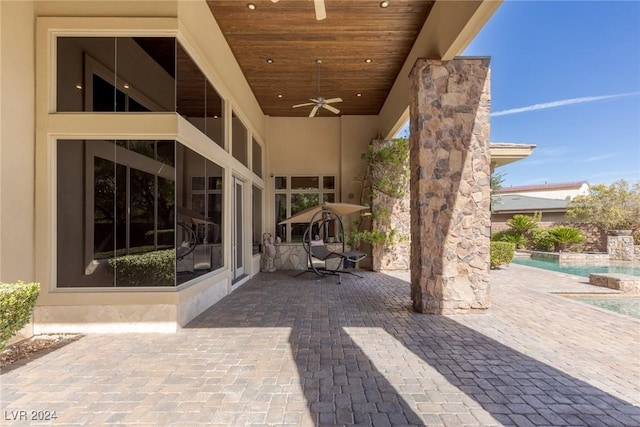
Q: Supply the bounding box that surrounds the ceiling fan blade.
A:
[309,105,320,117]
[323,104,340,115]
[313,0,326,20]
[293,102,315,108]
[325,98,343,104]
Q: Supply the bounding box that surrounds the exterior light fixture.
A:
[380,1,390,8]
[247,3,256,10]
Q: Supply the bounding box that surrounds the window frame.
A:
[274,175,337,243]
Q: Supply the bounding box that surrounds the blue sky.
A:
[403,1,640,187]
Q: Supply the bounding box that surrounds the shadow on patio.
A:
[186,270,640,426]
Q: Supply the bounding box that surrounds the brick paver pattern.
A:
[1,264,639,426]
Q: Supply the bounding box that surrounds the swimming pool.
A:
[561,295,640,319]
[512,257,640,278]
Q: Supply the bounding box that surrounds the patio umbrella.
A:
[278,202,369,224]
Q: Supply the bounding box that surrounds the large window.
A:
[252,138,262,178]
[56,36,225,148]
[274,176,336,242]
[56,139,225,288]
[57,37,175,113]
[232,112,248,166]
[252,186,263,255]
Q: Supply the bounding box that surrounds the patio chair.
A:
[297,210,367,284]
[304,238,367,284]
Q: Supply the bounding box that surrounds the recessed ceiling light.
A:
[247,3,256,10]
[266,58,274,64]
[123,83,130,89]
[380,1,390,8]
[277,94,283,98]
[365,59,373,63]
[356,93,362,97]
[75,84,82,90]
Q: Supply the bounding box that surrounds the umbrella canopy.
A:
[278,202,368,225]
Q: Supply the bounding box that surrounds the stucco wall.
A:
[265,116,376,237]
[0,1,36,283]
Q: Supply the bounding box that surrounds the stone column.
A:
[409,58,491,314]
[608,235,634,261]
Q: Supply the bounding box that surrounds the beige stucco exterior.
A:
[0,0,500,334]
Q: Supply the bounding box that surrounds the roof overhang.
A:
[490,143,537,171]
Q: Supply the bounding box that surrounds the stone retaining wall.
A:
[589,273,640,294]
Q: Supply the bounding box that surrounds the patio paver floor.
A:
[1,264,639,426]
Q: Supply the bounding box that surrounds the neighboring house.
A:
[491,182,607,252]
[0,0,504,332]
[497,181,590,200]
[491,194,569,232]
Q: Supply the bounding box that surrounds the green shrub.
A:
[107,249,175,286]
[548,226,584,252]
[0,281,40,351]
[490,242,515,269]
[530,228,555,251]
[491,230,508,241]
[498,232,527,249]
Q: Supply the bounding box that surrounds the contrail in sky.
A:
[491,91,640,117]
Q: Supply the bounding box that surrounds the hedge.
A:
[0,281,40,351]
[107,249,175,286]
[490,241,515,269]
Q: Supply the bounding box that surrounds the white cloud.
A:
[580,153,621,163]
[491,92,640,117]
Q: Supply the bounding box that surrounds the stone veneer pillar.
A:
[607,235,634,261]
[409,58,491,314]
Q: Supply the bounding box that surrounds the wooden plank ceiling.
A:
[207,0,434,117]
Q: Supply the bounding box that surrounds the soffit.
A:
[206,0,434,117]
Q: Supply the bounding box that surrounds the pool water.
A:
[565,295,640,319]
[512,257,640,278]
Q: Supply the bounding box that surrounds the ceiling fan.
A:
[270,0,327,20]
[293,59,342,117]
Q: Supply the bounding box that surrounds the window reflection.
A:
[57,139,227,288]
[252,138,262,178]
[57,37,175,112]
[175,146,225,285]
[206,81,224,148]
[252,186,263,255]
[232,112,248,166]
[274,175,336,242]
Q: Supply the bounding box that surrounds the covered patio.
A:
[2,265,639,425]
